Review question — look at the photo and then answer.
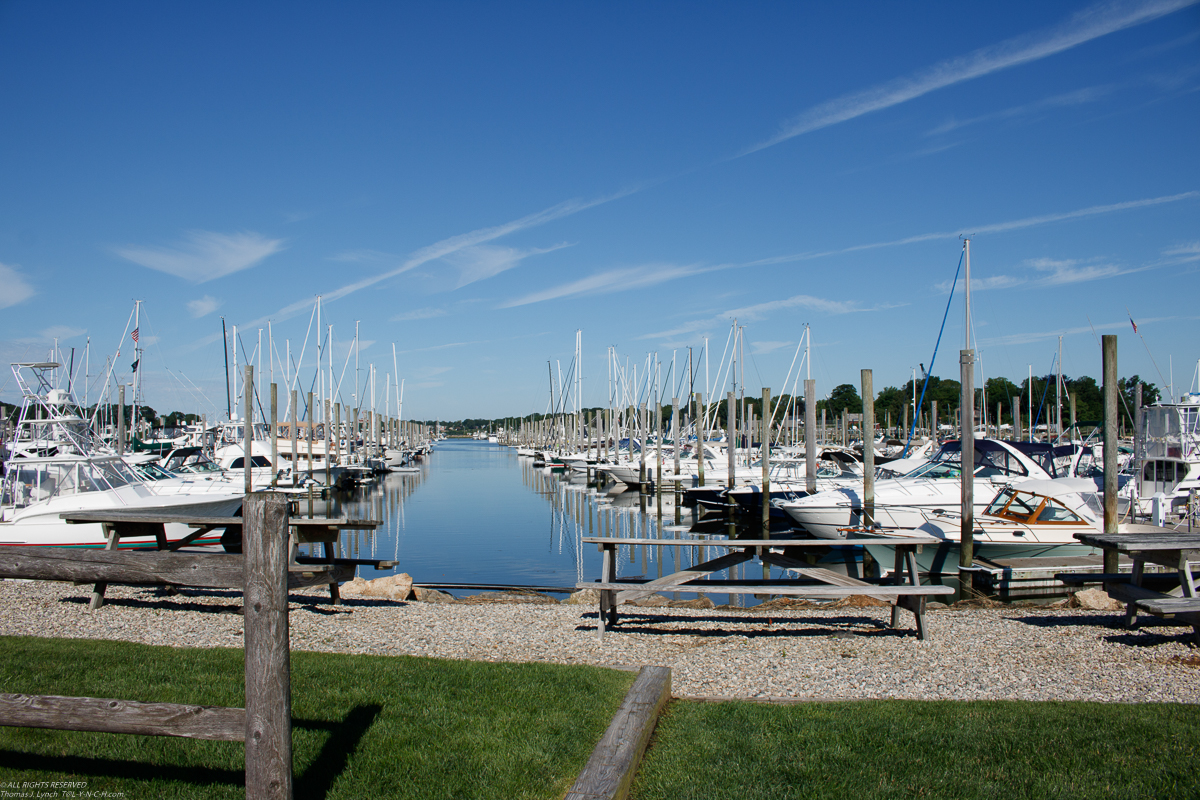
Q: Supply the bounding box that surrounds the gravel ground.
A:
[1,579,1198,703]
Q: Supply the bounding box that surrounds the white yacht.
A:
[863,478,1163,575]
[0,363,243,548]
[1131,393,1200,518]
[779,438,1071,539]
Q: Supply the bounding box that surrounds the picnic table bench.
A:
[579,535,953,640]
[58,512,386,607]
[1074,531,1200,644]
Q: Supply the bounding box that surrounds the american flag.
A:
[1129,317,1137,334]
[131,327,139,343]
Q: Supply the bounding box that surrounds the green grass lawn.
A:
[633,699,1200,800]
[0,636,634,799]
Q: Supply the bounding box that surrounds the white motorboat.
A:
[1,363,243,548]
[779,438,1071,539]
[862,478,1162,575]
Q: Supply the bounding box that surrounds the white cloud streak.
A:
[187,295,222,318]
[500,263,709,308]
[446,242,572,288]
[753,191,1200,267]
[391,307,448,322]
[743,0,1197,155]
[195,190,637,346]
[39,325,85,340]
[0,262,35,308]
[116,230,285,283]
[926,84,1117,136]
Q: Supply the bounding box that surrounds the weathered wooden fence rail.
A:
[0,493,305,800]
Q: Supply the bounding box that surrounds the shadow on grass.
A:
[294,704,383,800]
[0,704,383,798]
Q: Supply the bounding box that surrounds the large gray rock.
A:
[564,589,600,605]
[669,597,715,609]
[411,586,457,603]
[624,593,670,607]
[341,573,413,601]
[1072,588,1123,611]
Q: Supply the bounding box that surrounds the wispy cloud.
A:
[751,341,793,355]
[754,191,1199,267]
[927,84,1116,136]
[39,325,85,340]
[116,231,285,283]
[978,316,1175,347]
[743,0,1197,155]
[391,307,448,322]
[187,295,222,318]
[197,190,638,346]
[638,293,873,341]
[0,262,34,308]
[500,263,708,308]
[1164,241,1200,256]
[445,242,571,288]
[330,248,394,263]
[1028,257,1125,285]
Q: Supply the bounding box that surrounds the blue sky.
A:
[1,1,1197,420]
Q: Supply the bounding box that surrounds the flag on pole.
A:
[131,359,139,373]
[131,327,139,343]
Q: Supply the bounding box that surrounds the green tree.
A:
[823,384,862,416]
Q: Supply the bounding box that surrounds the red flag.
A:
[131,327,139,343]
[1129,317,1137,334]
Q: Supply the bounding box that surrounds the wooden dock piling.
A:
[1103,335,1119,573]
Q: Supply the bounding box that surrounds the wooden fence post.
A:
[243,492,293,800]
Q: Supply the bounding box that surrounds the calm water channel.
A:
[310,438,815,604]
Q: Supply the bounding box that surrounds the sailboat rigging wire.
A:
[1032,354,1055,432]
[903,248,964,457]
[89,305,136,430]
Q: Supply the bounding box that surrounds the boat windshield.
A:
[1,458,137,508]
[984,488,1085,524]
[133,462,176,481]
[928,440,1029,478]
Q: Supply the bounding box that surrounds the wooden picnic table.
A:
[579,535,953,640]
[60,512,388,608]
[1074,531,1200,643]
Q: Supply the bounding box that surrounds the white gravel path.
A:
[1,580,1197,703]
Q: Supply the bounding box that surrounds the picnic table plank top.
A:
[1075,532,1200,551]
[581,535,942,546]
[60,512,381,529]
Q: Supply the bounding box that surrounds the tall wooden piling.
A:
[726,391,736,491]
[672,397,681,524]
[242,492,293,800]
[270,384,278,487]
[1103,335,1119,573]
[861,370,874,528]
[761,387,771,536]
[117,385,125,456]
[804,379,817,494]
[289,389,298,486]
[960,349,975,570]
[244,366,254,495]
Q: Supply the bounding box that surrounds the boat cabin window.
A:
[1143,460,1188,485]
[1,459,136,507]
[229,456,272,469]
[1035,499,1084,523]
